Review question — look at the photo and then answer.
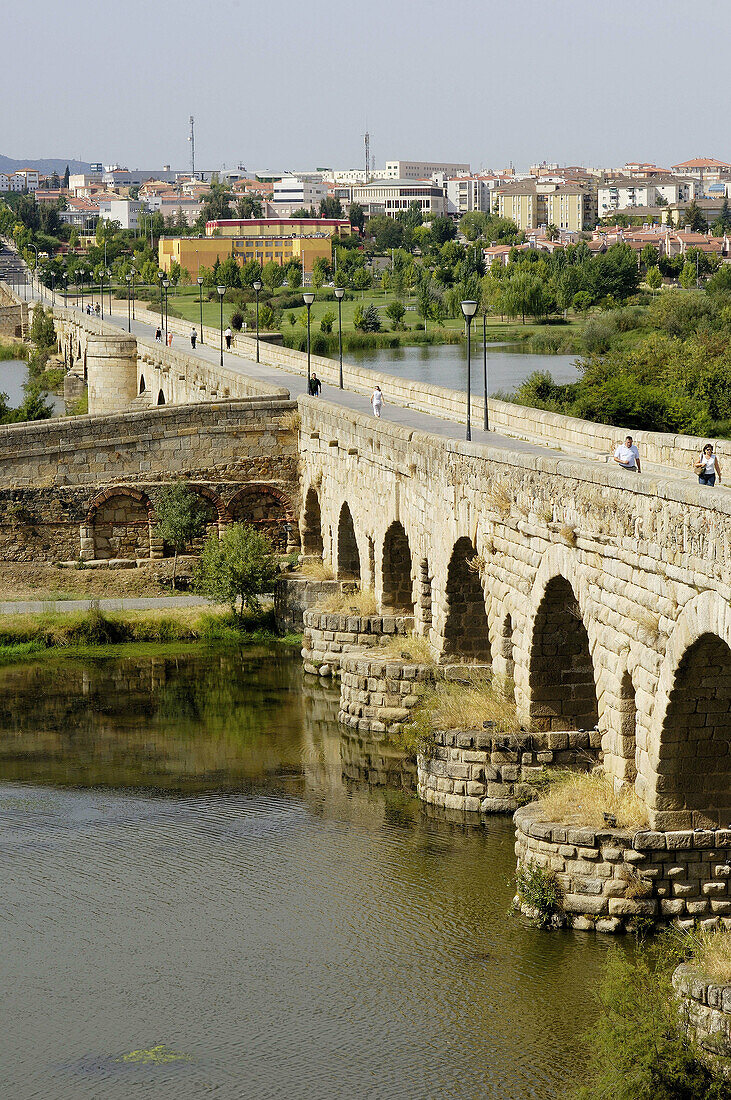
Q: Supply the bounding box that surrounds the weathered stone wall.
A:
[338,652,436,734]
[275,576,349,633]
[0,280,28,337]
[420,729,601,816]
[674,964,731,1076]
[302,609,413,676]
[514,806,731,933]
[299,398,731,829]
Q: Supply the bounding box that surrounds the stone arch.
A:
[528,574,598,732]
[157,389,165,405]
[654,635,731,828]
[442,536,491,662]
[337,502,360,580]
[86,488,153,560]
[381,521,414,613]
[301,485,323,557]
[139,374,146,394]
[648,592,731,828]
[228,483,295,552]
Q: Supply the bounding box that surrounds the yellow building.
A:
[204,217,352,240]
[545,185,597,232]
[158,233,334,278]
[496,180,597,232]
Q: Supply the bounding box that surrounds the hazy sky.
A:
[5,0,729,173]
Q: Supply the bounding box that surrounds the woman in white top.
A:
[695,443,722,486]
[371,386,383,418]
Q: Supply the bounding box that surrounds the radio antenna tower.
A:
[364,129,370,183]
[188,116,195,179]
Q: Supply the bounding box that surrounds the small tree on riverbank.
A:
[194,523,278,619]
[154,483,208,587]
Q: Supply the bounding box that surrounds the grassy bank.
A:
[0,605,300,665]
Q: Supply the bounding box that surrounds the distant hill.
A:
[0,154,92,175]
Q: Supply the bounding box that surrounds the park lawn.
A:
[163,285,586,346]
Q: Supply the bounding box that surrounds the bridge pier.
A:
[86,333,138,415]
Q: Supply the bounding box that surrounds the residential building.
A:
[102,168,180,187]
[544,183,597,232]
[495,179,545,229]
[57,197,101,228]
[271,175,328,215]
[350,178,446,217]
[445,175,495,215]
[96,198,143,230]
[69,173,103,193]
[671,157,731,191]
[495,179,597,231]
[382,160,470,180]
[598,176,695,218]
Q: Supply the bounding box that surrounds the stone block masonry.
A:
[515,805,731,933]
[673,964,731,1077]
[302,609,414,677]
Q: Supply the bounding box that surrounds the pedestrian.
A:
[155,326,162,342]
[95,302,100,316]
[225,326,232,349]
[309,373,322,396]
[167,333,173,347]
[191,327,197,349]
[371,385,383,418]
[613,434,640,473]
[694,442,722,486]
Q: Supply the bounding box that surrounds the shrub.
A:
[582,315,617,354]
[515,861,564,926]
[230,310,244,331]
[194,523,278,619]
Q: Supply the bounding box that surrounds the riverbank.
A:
[0,604,301,665]
[0,560,204,602]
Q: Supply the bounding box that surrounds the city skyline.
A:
[5,0,730,173]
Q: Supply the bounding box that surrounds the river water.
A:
[0,359,64,415]
[343,343,580,396]
[0,648,614,1100]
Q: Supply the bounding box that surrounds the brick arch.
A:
[648,591,731,829]
[86,487,153,560]
[441,535,491,662]
[381,521,414,613]
[228,483,295,552]
[526,564,598,733]
[190,485,230,525]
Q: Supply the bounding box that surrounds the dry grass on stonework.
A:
[534,771,649,830]
[410,673,522,736]
[685,928,731,984]
[377,633,435,665]
[297,560,334,580]
[278,409,301,432]
[315,588,378,615]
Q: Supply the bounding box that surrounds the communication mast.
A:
[188,116,195,179]
[364,129,370,183]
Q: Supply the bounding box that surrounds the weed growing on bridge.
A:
[678,927,731,984]
[408,673,523,739]
[534,772,649,830]
[560,523,578,546]
[487,483,512,515]
[377,633,435,664]
[515,861,565,927]
[315,589,378,615]
[279,409,301,432]
[297,560,334,580]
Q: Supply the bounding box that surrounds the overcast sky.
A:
[5,0,728,173]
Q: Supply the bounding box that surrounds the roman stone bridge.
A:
[6,299,731,834]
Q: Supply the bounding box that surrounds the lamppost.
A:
[107,269,112,318]
[303,290,315,392]
[334,287,345,388]
[126,273,132,331]
[28,244,38,296]
[79,269,86,312]
[217,284,226,366]
[50,270,55,306]
[63,272,68,305]
[158,270,164,335]
[253,277,262,362]
[130,266,136,320]
[482,308,489,431]
[162,278,170,345]
[461,300,478,442]
[99,268,105,318]
[197,276,204,344]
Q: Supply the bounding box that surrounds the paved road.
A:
[0,595,216,616]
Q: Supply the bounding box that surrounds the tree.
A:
[429,215,457,246]
[679,261,697,289]
[219,255,241,288]
[573,290,593,313]
[30,305,55,347]
[683,199,707,232]
[714,195,731,234]
[546,223,559,241]
[319,196,343,219]
[640,243,659,269]
[366,215,404,252]
[311,256,331,289]
[385,300,406,328]
[646,265,662,293]
[63,165,70,189]
[348,202,365,233]
[194,523,279,619]
[353,303,381,332]
[154,483,208,587]
[199,183,233,224]
[320,309,335,333]
[235,194,263,219]
[262,260,285,290]
[460,211,489,241]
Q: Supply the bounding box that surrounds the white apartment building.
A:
[0,169,40,192]
[445,176,495,215]
[271,175,328,212]
[383,160,470,180]
[598,176,696,218]
[96,198,143,230]
[351,178,446,217]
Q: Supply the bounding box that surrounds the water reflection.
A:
[0,648,612,1100]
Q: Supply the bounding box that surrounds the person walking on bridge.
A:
[155,326,162,342]
[225,326,232,350]
[694,443,721,486]
[190,327,197,350]
[371,385,384,418]
[613,435,641,473]
[309,373,322,397]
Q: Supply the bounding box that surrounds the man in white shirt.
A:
[613,435,641,473]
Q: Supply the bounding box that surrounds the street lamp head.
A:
[302,291,315,306]
[217,285,226,298]
[162,278,170,289]
[253,279,262,292]
[106,269,111,278]
[130,267,135,276]
[158,271,164,281]
[461,300,478,319]
[197,277,203,286]
[333,287,345,300]
[125,274,131,284]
